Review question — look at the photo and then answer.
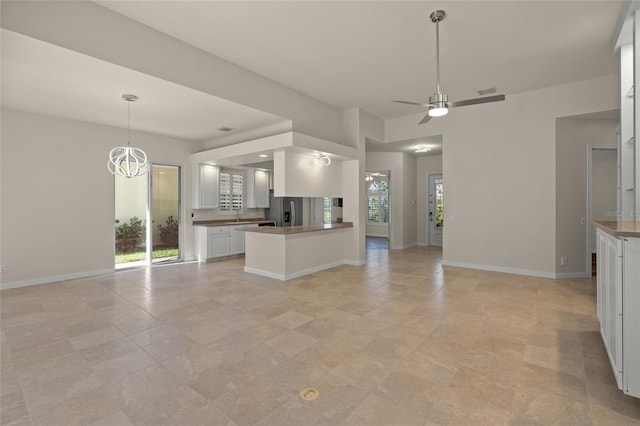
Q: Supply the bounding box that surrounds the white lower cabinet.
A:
[231,224,258,254]
[208,227,230,258]
[596,228,640,398]
[195,224,258,261]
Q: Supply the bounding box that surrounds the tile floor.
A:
[1,243,640,425]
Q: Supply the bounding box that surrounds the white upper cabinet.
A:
[246,169,270,209]
[192,164,219,209]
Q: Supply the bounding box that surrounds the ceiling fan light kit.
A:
[393,10,505,125]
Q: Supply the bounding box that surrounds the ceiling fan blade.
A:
[448,94,505,108]
[418,113,432,125]
[393,100,430,107]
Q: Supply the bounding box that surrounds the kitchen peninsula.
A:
[242,222,353,280]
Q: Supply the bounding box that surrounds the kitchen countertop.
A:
[239,222,353,235]
[193,218,276,227]
[593,220,640,238]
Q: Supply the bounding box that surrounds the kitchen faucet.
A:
[235,209,241,222]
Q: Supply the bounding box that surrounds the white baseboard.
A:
[441,260,557,279]
[344,259,366,266]
[390,242,418,250]
[555,271,591,279]
[244,260,346,281]
[1,268,114,291]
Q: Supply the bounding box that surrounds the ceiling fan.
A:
[394,10,505,125]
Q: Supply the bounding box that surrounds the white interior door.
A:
[428,174,444,247]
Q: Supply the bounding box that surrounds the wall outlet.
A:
[0,265,6,273]
[560,256,568,267]
[580,217,586,225]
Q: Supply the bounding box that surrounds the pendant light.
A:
[107,94,148,178]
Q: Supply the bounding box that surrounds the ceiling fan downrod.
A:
[428,10,447,115]
[430,10,445,95]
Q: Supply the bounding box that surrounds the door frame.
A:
[149,163,183,264]
[427,172,443,247]
[364,169,391,244]
[586,144,618,277]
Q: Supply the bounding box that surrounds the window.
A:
[367,179,389,223]
[219,172,243,211]
[323,197,331,223]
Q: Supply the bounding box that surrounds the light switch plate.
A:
[0,265,6,273]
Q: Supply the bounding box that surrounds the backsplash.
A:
[191,208,266,222]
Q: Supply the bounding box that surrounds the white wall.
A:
[556,117,617,275]
[592,149,617,252]
[342,108,382,265]
[386,74,619,277]
[403,154,417,247]
[2,1,344,144]
[0,108,202,288]
[274,151,343,198]
[416,155,443,246]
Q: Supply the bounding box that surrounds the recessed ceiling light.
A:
[259,154,268,158]
[415,146,431,153]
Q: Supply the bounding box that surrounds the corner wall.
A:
[555,117,618,276]
[416,155,443,246]
[0,108,202,288]
[366,151,417,249]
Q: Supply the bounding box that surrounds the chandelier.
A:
[108,94,148,178]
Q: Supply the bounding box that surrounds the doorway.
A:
[428,173,444,246]
[114,164,181,268]
[365,171,390,248]
[587,146,617,276]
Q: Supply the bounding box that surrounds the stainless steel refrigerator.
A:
[266,190,302,227]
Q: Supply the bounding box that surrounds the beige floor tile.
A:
[4,320,66,353]
[269,310,314,329]
[342,393,427,426]
[178,403,237,426]
[214,378,290,425]
[2,244,637,426]
[87,410,134,426]
[91,349,157,382]
[79,336,140,366]
[265,330,318,357]
[142,334,197,362]
[518,362,588,402]
[69,326,125,351]
[510,383,592,425]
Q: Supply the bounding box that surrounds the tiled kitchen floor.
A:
[2,245,640,425]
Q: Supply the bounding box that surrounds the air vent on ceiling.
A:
[217,126,233,132]
[477,87,497,96]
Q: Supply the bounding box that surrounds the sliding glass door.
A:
[114,164,181,268]
[151,165,180,264]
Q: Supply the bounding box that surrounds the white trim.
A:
[442,260,557,279]
[556,272,591,279]
[244,260,345,281]
[586,144,618,278]
[390,242,417,250]
[1,269,114,290]
[427,172,443,247]
[344,259,366,266]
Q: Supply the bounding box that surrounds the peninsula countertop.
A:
[593,220,640,238]
[239,222,353,235]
